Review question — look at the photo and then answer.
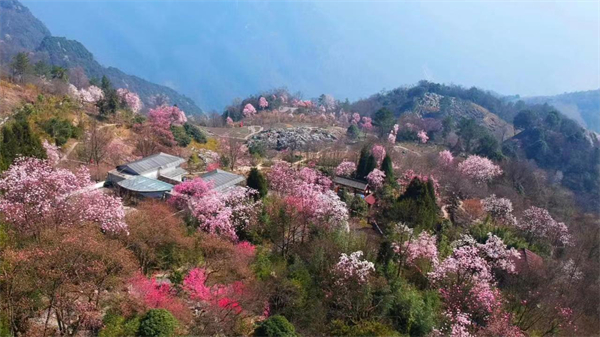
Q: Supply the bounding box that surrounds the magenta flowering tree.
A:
[395,231,438,269]
[438,150,454,166]
[0,157,127,236]
[359,116,373,130]
[333,251,375,285]
[366,169,386,190]
[371,145,386,165]
[242,103,257,117]
[417,130,429,143]
[258,97,268,109]
[518,206,572,246]
[116,88,143,113]
[226,116,234,127]
[335,161,356,177]
[387,124,399,144]
[481,194,517,226]
[168,177,213,209]
[148,105,187,147]
[458,155,503,184]
[351,113,361,125]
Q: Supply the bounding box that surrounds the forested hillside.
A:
[0,0,203,116]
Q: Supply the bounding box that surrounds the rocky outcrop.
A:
[247,127,336,150]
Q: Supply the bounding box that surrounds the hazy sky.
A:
[24,1,599,111]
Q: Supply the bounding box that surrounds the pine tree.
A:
[380,155,394,183]
[247,167,268,199]
[355,146,370,179]
[11,53,30,82]
[365,154,377,178]
[0,112,45,171]
[97,76,120,118]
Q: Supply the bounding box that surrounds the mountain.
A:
[0,0,203,116]
[521,90,600,133]
[0,0,50,62]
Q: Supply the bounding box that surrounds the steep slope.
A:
[0,0,203,116]
[522,90,600,133]
[35,36,203,116]
[0,0,50,62]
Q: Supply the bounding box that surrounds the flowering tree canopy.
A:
[258,97,268,109]
[366,168,386,190]
[482,194,517,226]
[518,206,572,246]
[360,117,373,130]
[417,130,429,143]
[333,251,374,285]
[458,155,503,184]
[335,161,356,177]
[116,88,143,113]
[42,139,60,166]
[438,150,454,166]
[243,103,257,117]
[0,157,127,236]
[371,145,386,165]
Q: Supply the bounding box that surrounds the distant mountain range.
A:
[521,90,600,133]
[0,0,203,116]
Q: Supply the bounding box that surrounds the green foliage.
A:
[380,155,394,183]
[355,146,370,180]
[365,154,377,177]
[349,195,368,218]
[138,309,177,337]
[329,320,400,336]
[457,118,482,153]
[247,167,268,198]
[50,66,68,81]
[97,76,120,118]
[11,52,30,78]
[0,110,46,171]
[40,117,81,146]
[254,315,298,337]
[388,285,440,336]
[475,133,502,161]
[373,108,395,137]
[34,61,52,78]
[346,124,360,140]
[99,312,141,337]
[384,178,438,230]
[170,125,191,147]
[0,313,10,337]
[513,110,539,130]
[183,123,206,143]
[249,142,266,158]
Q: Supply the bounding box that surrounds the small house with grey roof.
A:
[200,169,245,192]
[107,153,188,199]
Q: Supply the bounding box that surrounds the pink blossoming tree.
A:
[438,150,454,166]
[116,88,143,113]
[366,168,386,190]
[258,97,268,109]
[333,251,374,285]
[417,130,429,143]
[518,206,572,247]
[371,145,386,165]
[243,103,257,117]
[335,161,356,177]
[0,157,127,237]
[458,155,503,184]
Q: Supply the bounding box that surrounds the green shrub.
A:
[388,286,440,336]
[329,320,400,336]
[99,312,141,337]
[171,125,191,147]
[184,123,206,143]
[254,315,298,337]
[138,309,177,337]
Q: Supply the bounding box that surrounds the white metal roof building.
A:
[200,169,245,192]
[108,153,188,198]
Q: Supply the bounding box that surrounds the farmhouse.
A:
[107,152,188,198]
[332,176,369,195]
[200,169,245,192]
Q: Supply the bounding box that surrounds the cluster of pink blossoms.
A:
[268,162,348,230]
[333,251,375,285]
[334,161,356,177]
[116,88,143,113]
[350,113,361,125]
[258,97,269,109]
[458,155,503,184]
[438,150,454,166]
[366,169,386,190]
[371,144,386,164]
[481,194,517,226]
[242,103,257,117]
[518,206,572,246]
[0,157,127,235]
[169,178,259,241]
[394,231,438,268]
[360,116,373,130]
[183,267,245,314]
[417,130,429,143]
[69,84,104,103]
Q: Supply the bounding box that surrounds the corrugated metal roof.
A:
[201,169,245,192]
[117,153,185,175]
[117,176,174,192]
[333,176,368,190]
[160,167,188,179]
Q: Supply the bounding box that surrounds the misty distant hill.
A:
[521,90,600,133]
[0,0,203,116]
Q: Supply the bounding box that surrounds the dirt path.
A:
[245,125,264,140]
[394,144,422,157]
